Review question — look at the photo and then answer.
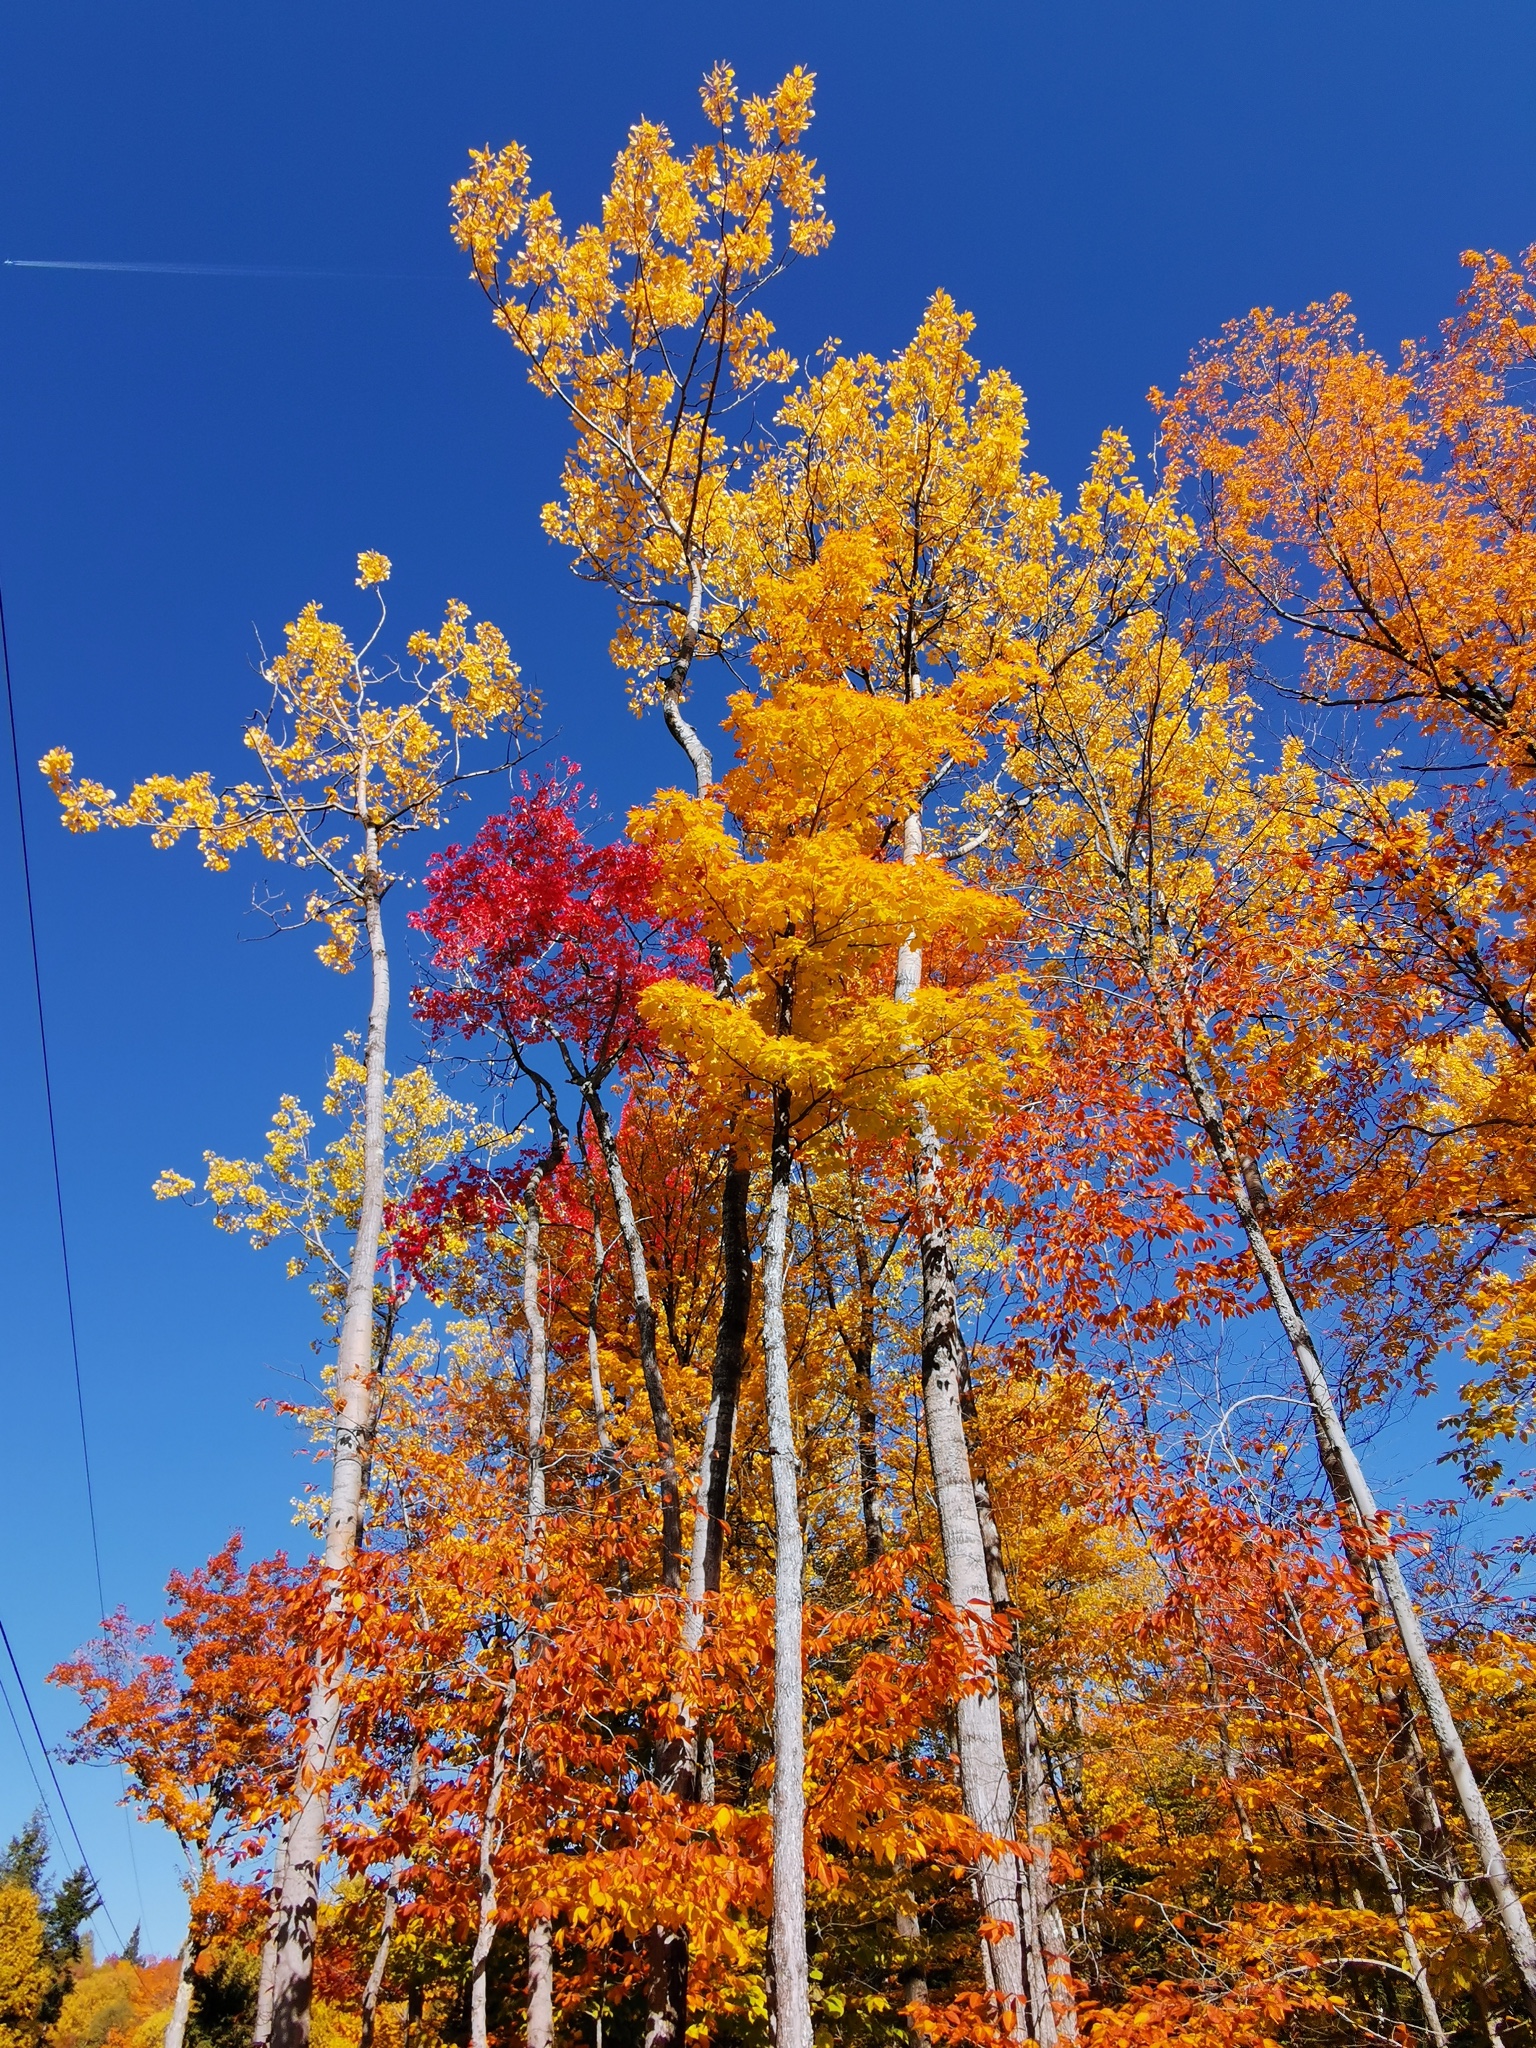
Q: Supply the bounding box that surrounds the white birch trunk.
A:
[472,1195,556,2048]
[896,813,1028,2024]
[586,1089,683,1589]
[763,1089,812,2048]
[1170,1028,1536,2018]
[526,1921,555,2048]
[1275,1571,1450,2047]
[470,1682,515,2048]
[269,859,391,2048]
[360,1745,425,2048]
[250,1822,286,2048]
[522,1196,555,2046]
[163,1938,198,2048]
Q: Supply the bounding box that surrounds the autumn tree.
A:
[43,554,532,2048]
[1156,245,1536,2015]
[633,532,1031,2042]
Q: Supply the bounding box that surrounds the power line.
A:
[0,1656,59,1823]
[0,566,127,1943]
[0,1612,123,1949]
[0,566,107,1620]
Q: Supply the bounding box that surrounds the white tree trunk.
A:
[763,1089,812,2048]
[896,813,1028,2025]
[1274,1570,1450,2047]
[250,1818,289,2048]
[1172,1032,1536,2019]
[269,866,391,2048]
[361,1744,425,2048]
[470,1681,515,2048]
[586,1089,683,1589]
[522,1196,555,2042]
[163,1938,198,2048]
[526,1921,555,2048]
[472,1194,557,2048]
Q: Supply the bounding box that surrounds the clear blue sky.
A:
[2,0,1532,1957]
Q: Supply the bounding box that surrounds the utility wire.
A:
[0,1656,59,1824]
[0,567,107,1619]
[0,564,128,1942]
[0,1613,123,1949]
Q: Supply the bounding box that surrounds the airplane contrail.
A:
[4,258,445,279]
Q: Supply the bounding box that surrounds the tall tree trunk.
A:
[684,1156,752,1636]
[896,813,1028,2028]
[163,1937,198,2048]
[845,1181,886,1568]
[524,1195,556,2046]
[763,1082,813,2048]
[1168,1023,1536,2018]
[472,1191,557,2048]
[269,864,390,2048]
[360,1745,424,2048]
[250,1819,289,2048]
[1273,1569,1451,2048]
[584,1091,690,2043]
[586,1089,683,1591]
[469,1683,514,2048]
[527,1922,555,2048]
[657,609,754,2048]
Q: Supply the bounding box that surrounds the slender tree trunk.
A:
[656,614,752,2048]
[1275,1572,1450,2048]
[584,1094,690,2042]
[895,1893,928,2036]
[587,1217,618,1475]
[523,1196,554,2047]
[268,866,391,2048]
[163,1938,198,2048]
[473,1192,557,2048]
[586,1090,683,1590]
[527,1922,554,2048]
[251,1822,287,2048]
[470,1684,514,2048]
[1168,1025,1536,2018]
[360,1745,425,2048]
[846,1191,886,1568]
[684,1156,752,1638]
[896,812,1028,2027]
[358,1901,395,2048]
[763,1082,813,2048]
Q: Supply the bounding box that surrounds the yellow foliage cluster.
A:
[41,554,534,970]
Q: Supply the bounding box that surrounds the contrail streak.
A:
[4,258,442,279]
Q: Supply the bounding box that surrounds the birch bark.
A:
[269,850,391,2048]
[585,1088,683,1591]
[1273,1567,1450,2048]
[895,811,1028,2025]
[1165,1020,1536,2016]
[359,1745,424,2048]
[470,1195,556,2048]
[763,1082,813,2048]
[163,1937,198,2048]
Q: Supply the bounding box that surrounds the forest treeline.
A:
[8,62,1536,2048]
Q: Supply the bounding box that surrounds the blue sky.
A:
[2,0,1533,1956]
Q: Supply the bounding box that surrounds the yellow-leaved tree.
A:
[631,531,1034,2045]
[0,1888,50,2048]
[42,554,534,2048]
